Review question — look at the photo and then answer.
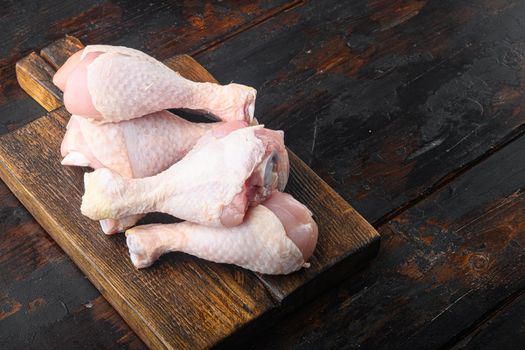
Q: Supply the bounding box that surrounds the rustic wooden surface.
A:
[0,108,278,350]
[15,53,62,112]
[19,35,380,305]
[2,36,378,348]
[1,0,524,349]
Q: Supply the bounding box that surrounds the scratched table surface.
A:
[1,1,524,349]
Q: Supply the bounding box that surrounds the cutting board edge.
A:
[0,142,171,350]
[5,35,382,349]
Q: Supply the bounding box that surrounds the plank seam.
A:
[444,285,525,350]
[191,0,305,57]
[374,122,525,228]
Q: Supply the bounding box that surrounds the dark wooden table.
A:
[1,1,524,349]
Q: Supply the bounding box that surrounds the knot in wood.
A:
[469,253,489,272]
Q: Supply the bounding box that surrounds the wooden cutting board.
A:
[1,36,380,349]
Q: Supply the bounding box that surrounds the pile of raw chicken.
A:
[53,45,318,275]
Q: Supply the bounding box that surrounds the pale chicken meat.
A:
[61,111,216,234]
[61,111,213,176]
[126,192,318,274]
[53,45,318,275]
[55,61,219,234]
[81,123,290,227]
[54,46,256,124]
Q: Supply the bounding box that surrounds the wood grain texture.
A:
[3,1,525,348]
[192,1,525,345]
[0,199,145,349]
[0,108,276,350]
[452,290,525,350]
[248,121,525,349]
[41,35,84,70]
[5,37,379,348]
[15,53,62,112]
[197,0,525,226]
[0,100,143,350]
[0,0,299,127]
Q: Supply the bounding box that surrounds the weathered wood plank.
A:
[196,0,525,226]
[452,290,525,349]
[8,40,282,349]
[6,36,379,348]
[246,129,525,349]
[15,36,379,304]
[15,53,62,112]
[0,0,301,127]
[0,206,145,349]
[40,35,84,70]
[4,0,523,348]
[210,0,525,346]
[0,109,276,350]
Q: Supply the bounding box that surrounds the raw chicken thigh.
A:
[126,192,318,274]
[81,123,290,227]
[54,46,256,124]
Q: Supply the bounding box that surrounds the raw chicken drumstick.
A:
[81,123,289,227]
[61,111,215,234]
[62,112,212,175]
[55,62,222,233]
[126,192,318,274]
[54,46,256,124]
